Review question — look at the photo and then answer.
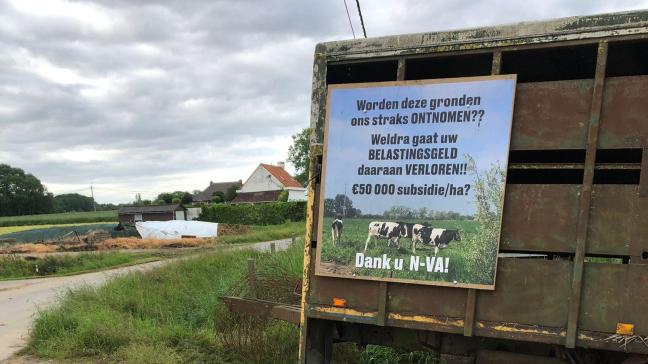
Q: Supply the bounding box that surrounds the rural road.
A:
[0,238,294,362]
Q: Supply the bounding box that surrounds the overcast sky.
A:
[1,0,647,204]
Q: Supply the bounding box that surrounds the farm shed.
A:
[232,162,306,204]
[192,180,242,204]
[117,204,186,224]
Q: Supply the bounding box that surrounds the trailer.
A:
[298,10,648,364]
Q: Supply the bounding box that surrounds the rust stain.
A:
[311,306,377,318]
[388,313,464,328]
[489,324,566,337]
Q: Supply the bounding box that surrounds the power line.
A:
[355,0,367,38]
[342,0,356,39]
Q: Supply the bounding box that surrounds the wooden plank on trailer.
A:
[566,41,609,349]
[511,79,592,150]
[599,76,648,149]
[500,184,580,253]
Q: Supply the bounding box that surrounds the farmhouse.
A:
[231,162,306,204]
[117,203,187,224]
[192,180,242,204]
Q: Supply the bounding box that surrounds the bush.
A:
[199,201,306,225]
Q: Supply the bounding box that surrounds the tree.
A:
[54,193,94,212]
[211,191,224,204]
[156,192,174,204]
[224,185,238,202]
[155,191,193,205]
[287,127,311,186]
[323,194,360,218]
[277,190,289,202]
[383,205,413,220]
[0,164,54,216]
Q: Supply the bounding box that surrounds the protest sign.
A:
[315,75,517,289]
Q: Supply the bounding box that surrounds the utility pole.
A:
[90,185,97,212]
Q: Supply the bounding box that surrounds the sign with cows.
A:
[315,75,517,289]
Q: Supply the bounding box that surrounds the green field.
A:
[320,217,497,286]
[0,210,117,227]
[0,251,161,280]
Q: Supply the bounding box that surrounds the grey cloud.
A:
[2,0,647,202]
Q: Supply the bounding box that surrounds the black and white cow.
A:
[400,223,432,253]
[331,219,343,246]
[364,221,406,251]
[427,229,461,255]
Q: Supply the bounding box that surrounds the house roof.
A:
[118,204,183,214]
[260,164,302,188]
[193,181,242,202]
[231,190,282,204]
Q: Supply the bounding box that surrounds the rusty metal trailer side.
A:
[299,10,648,364]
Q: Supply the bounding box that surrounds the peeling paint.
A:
[311,306,377,318]
[388,313,464,328]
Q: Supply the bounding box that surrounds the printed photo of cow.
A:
[331,218,343,246]
[364,221,460,254]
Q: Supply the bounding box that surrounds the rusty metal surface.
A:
[309,275,380,311]
[302,9,648,357]
[565,41,606,348]
[641,149,648,197]
[501,185,580,253]
[388,282,467,319]
[501,184,647,256]
[588,185,643,256]
[600,76,648,148]
[477,259,571,327]
[511,80,592,150]
[319,10,648,61]
[579,263,627,333]
[464,289,477,337]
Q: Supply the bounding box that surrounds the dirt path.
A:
[0,238,293,363]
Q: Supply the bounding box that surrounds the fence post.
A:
[247,258,257,298]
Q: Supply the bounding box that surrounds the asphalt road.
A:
[0,238,294,362]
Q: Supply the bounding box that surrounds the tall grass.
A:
[26,231,438,363]
[0,210,117,227]
[27,243,304,363]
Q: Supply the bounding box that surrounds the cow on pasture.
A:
[331,219,343,246]
[364,221,406,252]
[427,229,461,255]
[400,223,432,253]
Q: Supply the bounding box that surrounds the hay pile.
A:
[218,224,250,236]
[0,243,58,254]
[94,237,207,250]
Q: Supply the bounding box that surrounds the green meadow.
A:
[320,217,498,286]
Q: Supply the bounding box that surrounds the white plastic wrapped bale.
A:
[135,221,219,239]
